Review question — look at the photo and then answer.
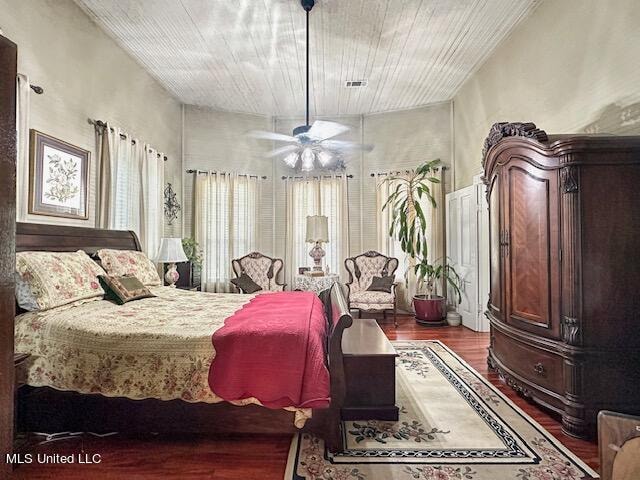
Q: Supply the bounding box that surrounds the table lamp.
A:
[155,238,188,287]
[306,215,329,271]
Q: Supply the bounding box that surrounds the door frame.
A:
[474,174,490,332]
[445,175,489,332]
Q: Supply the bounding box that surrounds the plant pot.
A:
[413,295,447,326]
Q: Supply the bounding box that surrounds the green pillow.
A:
[99,275,155,305]
[231,273,263,294]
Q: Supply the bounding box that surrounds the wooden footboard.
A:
[310,282,354,452]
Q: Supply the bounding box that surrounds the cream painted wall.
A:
[1,0,183,235]
[183,104,452,265]
[362,103,452,252]
[182,106,274,253]
[452,0,640,189]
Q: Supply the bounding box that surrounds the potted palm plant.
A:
[382,159,462,325]
[181,238,203,287]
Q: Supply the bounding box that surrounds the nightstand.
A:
[14,353,30,453]
[177,285,201,291]
[14,353,29,388]
[168,262,201,290]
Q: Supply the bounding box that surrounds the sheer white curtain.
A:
[195,172,258,292]
[16,74,30,221]
[284,175,349,286]
[140,146,165,259]
[96,123,164,258]
[375,169,443,311]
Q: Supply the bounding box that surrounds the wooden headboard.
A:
[16,222,141,254]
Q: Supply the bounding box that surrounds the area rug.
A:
[285,340,598,480]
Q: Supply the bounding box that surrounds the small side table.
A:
[293,273,339,294]
[14,353,30,454]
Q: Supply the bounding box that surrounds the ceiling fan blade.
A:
[305,121,350,141]
[247,130,299,143]
[321,140,374,152]
[265,144,300,158]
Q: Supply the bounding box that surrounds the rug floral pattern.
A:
[287,341,598,480]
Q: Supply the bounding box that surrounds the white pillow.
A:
[15,272,39,311]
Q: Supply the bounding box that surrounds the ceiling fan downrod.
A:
[293,0,315,137]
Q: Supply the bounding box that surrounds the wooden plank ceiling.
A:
[75,0,538,116]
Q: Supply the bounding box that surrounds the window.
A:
[195,173,258,292]
[285,176,348,283]
[112,139,141,235]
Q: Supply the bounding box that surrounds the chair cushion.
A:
[98,275,155,305]
[350,290,394,310]
[367,275,394,293]
[231,273,263,294]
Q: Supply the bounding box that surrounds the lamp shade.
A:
[306,215,329,243]
[155,238,188,263]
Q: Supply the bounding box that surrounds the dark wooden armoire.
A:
[483,122,640,439]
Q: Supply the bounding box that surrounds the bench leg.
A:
[393,306,398,328]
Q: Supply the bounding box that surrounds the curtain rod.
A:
[186,169,267,179]
[88,118,168,161]
[281,174,354,180]
[370,166,447,177]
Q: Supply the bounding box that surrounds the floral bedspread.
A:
[14,287,312,427]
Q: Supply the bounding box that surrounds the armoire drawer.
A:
[492,329,564,395]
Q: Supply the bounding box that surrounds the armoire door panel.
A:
[503,161,560,339]
[487,172,502,319]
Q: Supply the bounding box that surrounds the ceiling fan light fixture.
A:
[245,0,372,171]
[301,148,315,172]
[283,151,299,168]
[317,150,332,167]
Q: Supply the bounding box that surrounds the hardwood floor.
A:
[12,315,599,479]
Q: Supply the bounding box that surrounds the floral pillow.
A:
[16,250,106,310]
[96,249,162,286]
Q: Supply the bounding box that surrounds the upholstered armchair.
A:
[231,252,286,293]
[344,251,399,327]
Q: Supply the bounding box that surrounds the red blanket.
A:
[209,291,330,409]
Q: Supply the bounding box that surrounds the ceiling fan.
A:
[247,0,373,172]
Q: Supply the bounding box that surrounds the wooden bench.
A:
[341,318,399,421]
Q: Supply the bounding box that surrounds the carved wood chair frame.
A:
[344,250,399,327]
[231,251,286,292]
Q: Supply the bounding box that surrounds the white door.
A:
[445,175,489,332]
[447,185,477,329]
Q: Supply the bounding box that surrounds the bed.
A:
[15,222,353,452]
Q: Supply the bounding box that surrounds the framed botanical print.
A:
[29,130,90,219]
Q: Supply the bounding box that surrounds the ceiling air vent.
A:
[345,80,368,88]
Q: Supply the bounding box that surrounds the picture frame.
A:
[298,266,310,275]
[29,129,90,220]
